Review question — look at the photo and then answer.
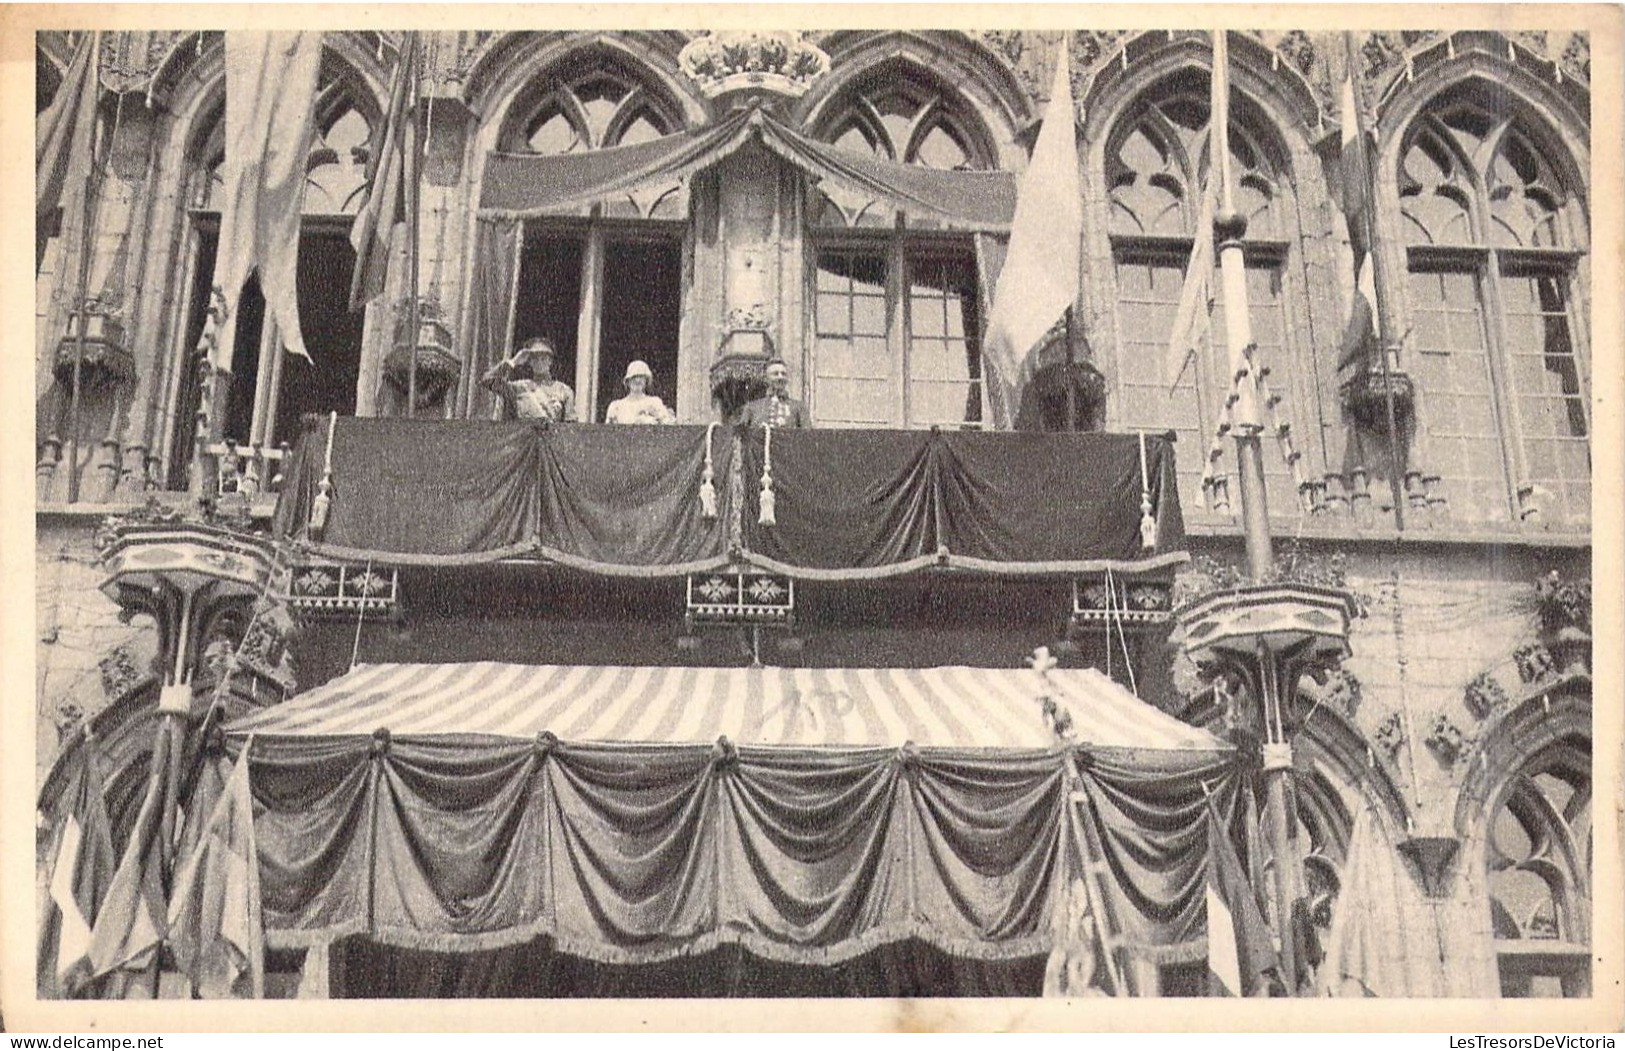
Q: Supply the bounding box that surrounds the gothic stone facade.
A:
[35,29,1594,997]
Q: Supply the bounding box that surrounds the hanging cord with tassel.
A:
[758,424,776,527]
[309,411,338,538]
[1137,430,1158,550]
[699,421,719,519]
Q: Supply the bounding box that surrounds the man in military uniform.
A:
[482,337,576,423]
[740,357,809,428]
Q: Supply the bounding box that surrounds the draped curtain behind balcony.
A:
[461,217,523,421]
[273,421,1185,576]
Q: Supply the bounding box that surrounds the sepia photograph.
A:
[8,5,1622,1029]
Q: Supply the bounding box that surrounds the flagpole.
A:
[1345,32,1408,528]
[406,33,423,419]
[1210,29,1301,994]
[1061,32,1078,433]
[65,33,103,505]
[1209,31,1272,582]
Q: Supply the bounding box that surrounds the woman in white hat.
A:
[605,359,676,425]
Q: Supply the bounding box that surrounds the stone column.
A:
[676,31,830,419]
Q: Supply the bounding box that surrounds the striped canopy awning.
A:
[227,662,1227,752]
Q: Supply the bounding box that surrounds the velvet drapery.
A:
[225,733,1234,974]
[272,421,1185,577]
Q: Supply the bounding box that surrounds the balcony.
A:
[268,418,1187,581]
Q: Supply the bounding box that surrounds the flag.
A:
[38,746,117,996]
[1334,35,1380,370]
[86,725,173,984]
[1163,145,1217,391]
[1206,796,1279,997]
[37,32,100,227]
[1164,31,1233,392]
[168,740,264,998]
[211,31,323,372]
[349,33,421,311]
[982,39,1082,428]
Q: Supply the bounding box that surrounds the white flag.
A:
[982,41,1083,427]
[213,32,323,371]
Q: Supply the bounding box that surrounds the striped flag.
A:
[168,740,264,998]
[1335,35,1380,369]
[210,32,323,372]
[1206,796,1279,997]
[982,38,1082,427]
[349,33,421,311]
[39,746,117,995]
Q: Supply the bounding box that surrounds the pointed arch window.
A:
[1105,78,1303,519]
[163,66,376,489]
[500,58,689,423]
[1485,735,1591,996]
[1399,97,1589,527]
[806,63,992,429]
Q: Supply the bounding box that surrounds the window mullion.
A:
[1477,255,1536,520]
[576,216,606,423]
[159,221,206,485]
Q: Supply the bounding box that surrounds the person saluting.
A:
[482,337,576,423]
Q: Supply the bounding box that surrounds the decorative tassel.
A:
[758,425,776,527]
[309,411,338,538]
[1137,431,1157,550]
[699,421,719,519]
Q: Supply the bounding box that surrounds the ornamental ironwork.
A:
[685,571,794,626]
[282,561,400,619]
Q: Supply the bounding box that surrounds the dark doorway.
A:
[174,226,267,482]
[274,229,364,442]
[597,238,682,418]
[173,224,361,482]
[514,232,585,388]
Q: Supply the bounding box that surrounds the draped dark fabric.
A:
[461,217,522,420]
[1069,750,1238,976]
[739,429,1186,576]
[277,418,541,560]
[480,109,756,219]
[536,426,734,573]
[479,108,1017,232]
[226,732,1234,974]
[330,936,1048,998]
[272,421,1186,575]
[237,736,1073,961]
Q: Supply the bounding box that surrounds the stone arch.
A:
[1380,68,1588,247]
[1455,687,1591,953]
[464,31,707,137]
[1376,35,1589,205]
[796,31,1034,170]
[1298,704,1414,841]
[801,55,1000,171]
[1081,31,1322,169]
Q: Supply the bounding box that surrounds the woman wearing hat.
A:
[605,359,676,425]
[482,337,576,423]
